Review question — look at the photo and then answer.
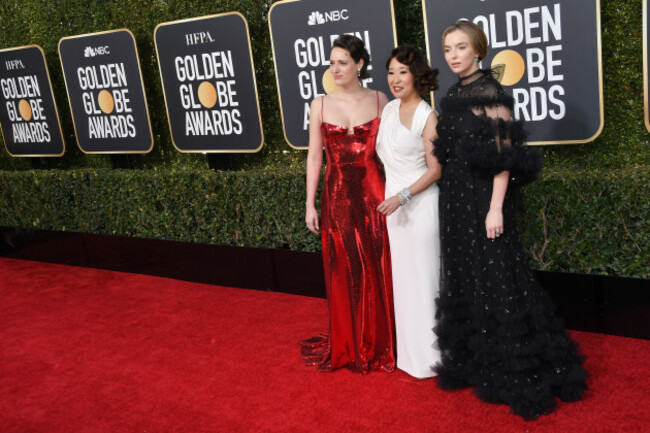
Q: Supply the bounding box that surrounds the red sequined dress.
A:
[300,92,396,373]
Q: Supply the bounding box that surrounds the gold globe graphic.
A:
[198,81,217,109]
[491,50,526,86]
[98,90,114,114]
[322,69,339,95]
[18,99,32,121]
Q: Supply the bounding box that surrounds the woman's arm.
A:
[305,97,324,234]
[485,171,508,239]
[483,104,512,239]
[377,112,442,216]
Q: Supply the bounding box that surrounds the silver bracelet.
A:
[396,187,412,206]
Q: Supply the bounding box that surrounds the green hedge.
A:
[519,166,650,277]
[0,167,648,278]
[0,168,320,252]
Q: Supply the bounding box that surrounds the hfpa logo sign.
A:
[308,9,350,26]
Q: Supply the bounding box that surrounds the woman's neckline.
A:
[458,68,484,86]
[397,98,424,133]
[321,117,379,135]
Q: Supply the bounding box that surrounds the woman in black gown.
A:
[433,21,587,420]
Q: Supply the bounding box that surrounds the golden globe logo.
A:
[491,49,525,86]
[18,99,32,121]
[307,9,349,26]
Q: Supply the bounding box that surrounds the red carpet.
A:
[1,257,649,432]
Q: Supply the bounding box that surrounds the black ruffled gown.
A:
[433,69,587,420]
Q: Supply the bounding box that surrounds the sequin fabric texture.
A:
[432,69,587,420]
[299,96,396,374]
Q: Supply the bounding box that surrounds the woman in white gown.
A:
[376,46,442,378]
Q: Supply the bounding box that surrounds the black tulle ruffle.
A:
[435,95,543,187]
[434,284,587,420]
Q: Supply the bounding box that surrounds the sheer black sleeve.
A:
[436,71,542,186]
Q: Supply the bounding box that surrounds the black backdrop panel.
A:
[0,45,65,156]
[59,30,153,154]
[424,0,603,145]
[155,13,264,153]
[269,0,396,149]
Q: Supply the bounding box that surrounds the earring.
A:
[475,57,480,65]
[357,69,361,78]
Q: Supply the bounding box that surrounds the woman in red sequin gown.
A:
[301,35,395,373]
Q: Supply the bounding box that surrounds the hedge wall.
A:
[0,0,649,279]
[519,166,650,277]
[0,167,648,278]
[0,168,320,252]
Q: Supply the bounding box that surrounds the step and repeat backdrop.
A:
[2,0,643,157]
[0,45,65,156]
[59,30,153,154]
[424,0,603,145]
[269,0,397,149]
[154,12,263,153]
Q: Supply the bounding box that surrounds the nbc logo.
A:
[83,46,110,57]
[308,9,349,26]
[308,11,325,26]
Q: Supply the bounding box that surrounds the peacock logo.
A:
[308,11,325,26]
[83,46,110,57]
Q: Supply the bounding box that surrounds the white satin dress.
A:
[377,98,441,378]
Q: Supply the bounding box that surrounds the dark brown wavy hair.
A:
[385,45,438,94]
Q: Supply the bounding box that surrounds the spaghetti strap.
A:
[321,96,324,123]
[376,90,379,117]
